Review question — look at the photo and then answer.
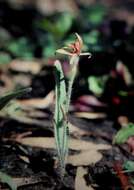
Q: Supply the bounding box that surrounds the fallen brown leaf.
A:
[68,150,103,166]
[36,0,78,15]
[0,101,50,127]
[18,91,54,109]
[69,122,89,137]
[19,155,30,164]
[14,137,111,166]
[75,95,107,107]
[10,60,42,74]
[116,61,132,85]
[15,137,111,150]
[12,74,32,87]
[75,112,106,119]
[0,74,14,94]
[75,167,95,190]
[8,0,78,15]
[117,116,129,127]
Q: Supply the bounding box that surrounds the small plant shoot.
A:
[54,33,91,176]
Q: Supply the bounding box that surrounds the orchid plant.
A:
[56,33,91,57]
[54,33,91,176]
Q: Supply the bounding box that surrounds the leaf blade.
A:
[0,87,32,110]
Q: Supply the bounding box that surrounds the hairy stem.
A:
[66,55,79,112]
[54,55,79,177]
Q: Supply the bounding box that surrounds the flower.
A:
[56,33,91,58]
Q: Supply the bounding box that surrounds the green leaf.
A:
[88,4,107,25]
[54,60,68,171]
[113,123,134,144]
[0,53,11,65]
[88,75,108,96]
[54,56,79,176]
[38,13,73,39]
[43,45,56,58]
[0,171,17,190]
[123,161,134,172]
[118,91,128,97]
[83,30,99,45]
[6,37,34,59]
[56,13,73,37]
[0,87,31,110]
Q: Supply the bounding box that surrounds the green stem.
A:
[66,55,79,112]
[54,55,79,177]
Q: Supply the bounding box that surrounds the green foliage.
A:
[123,161,134,172]
[6,38,34,59]
[0,100,22,119]
[83,31,103,52]
[0,171,17,190]
[118,91,128,97]
[38,13,73,40]
[43,44,56,58]
[113,123,134,144]
[88,75,108,96]
[87,4,107,25]
[0,88,31,110]
[42,35,57,58]
[83,31,99,45]
[0,52,12,65]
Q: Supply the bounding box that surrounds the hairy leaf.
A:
[54,60,68,170]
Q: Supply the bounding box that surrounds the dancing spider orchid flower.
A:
[56,33,91,58]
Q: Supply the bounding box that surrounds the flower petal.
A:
[56,49,73,56]
[75,33,83,50]
[80,52,92,58]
